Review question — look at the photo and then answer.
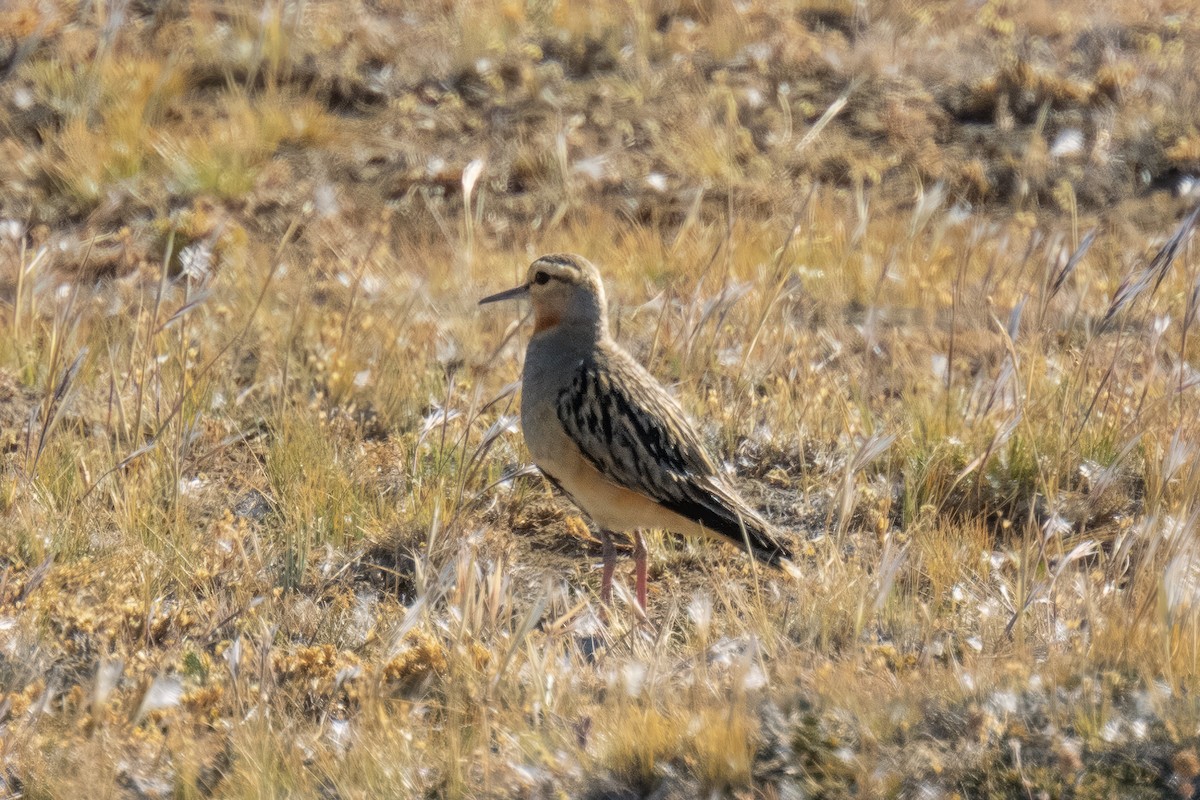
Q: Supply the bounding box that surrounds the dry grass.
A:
[3,0,1200,797]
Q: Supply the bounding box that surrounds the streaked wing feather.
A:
[556,348,789,564]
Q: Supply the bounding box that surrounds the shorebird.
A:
[480,254,791,609]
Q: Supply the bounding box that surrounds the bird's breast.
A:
[520,338,577,471]
[519,359,699,534]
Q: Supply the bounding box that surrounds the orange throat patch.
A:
[532,311,561,334]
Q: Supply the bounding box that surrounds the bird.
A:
[479,253,791,610]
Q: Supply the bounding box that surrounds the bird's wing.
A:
[555,348,789,564]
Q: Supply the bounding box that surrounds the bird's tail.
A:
[733,512,793,568]
[708,482,792,567]
[677,478,794,568]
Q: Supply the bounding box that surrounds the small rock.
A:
[232,489,273,522]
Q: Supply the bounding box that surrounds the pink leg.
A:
[600,530,616,605]
[633,531,648,611]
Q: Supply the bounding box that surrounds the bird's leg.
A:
[599,529,616,605]
[633,531,648,611]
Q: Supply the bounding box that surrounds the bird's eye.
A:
[533,271,551,285]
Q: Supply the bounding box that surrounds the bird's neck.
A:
[532,312,608,344]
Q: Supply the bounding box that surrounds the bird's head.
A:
[479,253,608,336]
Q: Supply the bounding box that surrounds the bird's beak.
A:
[478,283,530,305]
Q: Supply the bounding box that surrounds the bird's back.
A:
[524,328,791,566]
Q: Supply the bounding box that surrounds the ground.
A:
[3,1,1200,797]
